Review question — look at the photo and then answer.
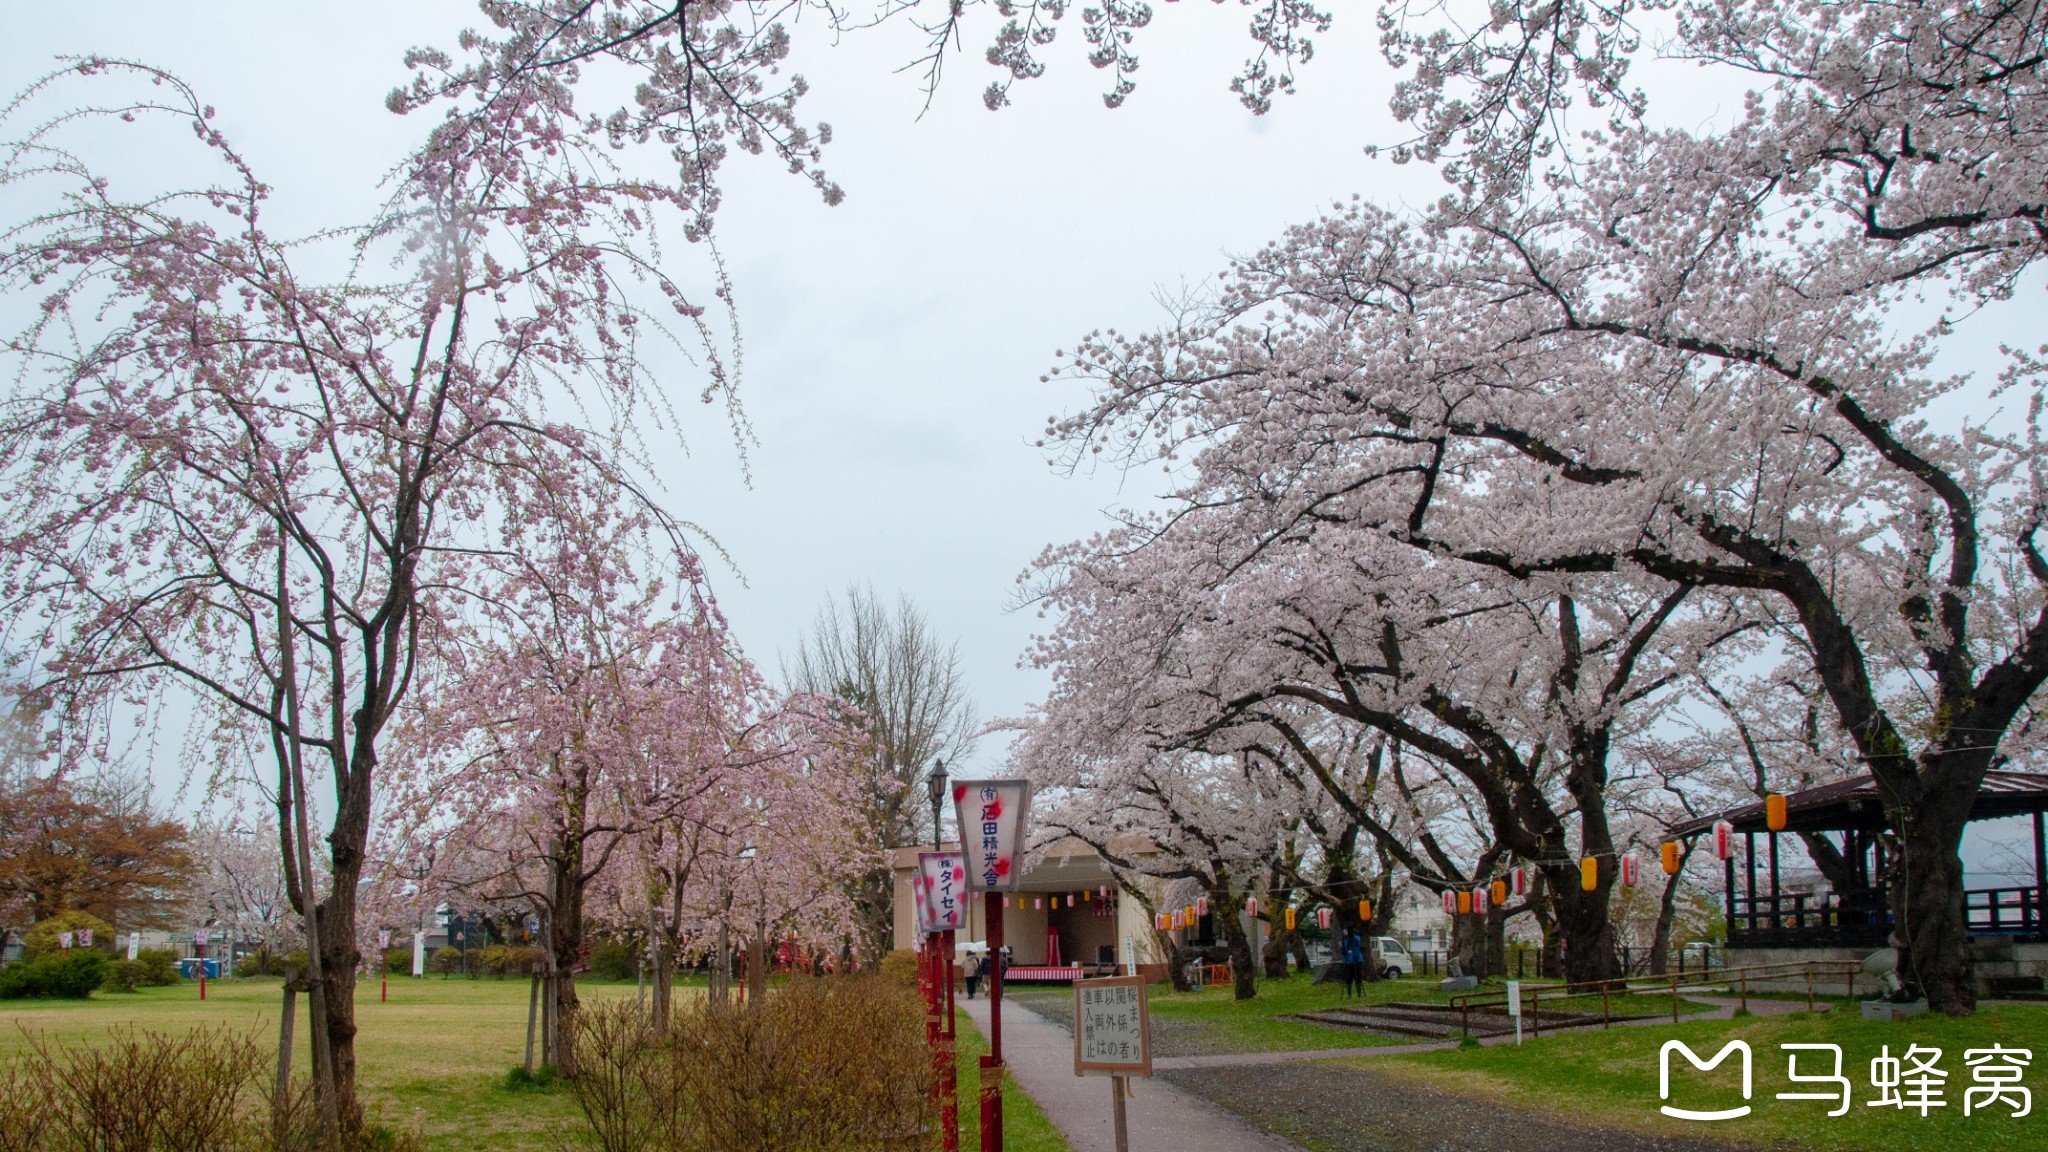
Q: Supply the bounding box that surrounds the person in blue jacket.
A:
[1339,929,1367,999]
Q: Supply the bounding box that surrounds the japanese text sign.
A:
[952,779,1032,893]
[915,850,969,933]
[1073,975,1151,1077]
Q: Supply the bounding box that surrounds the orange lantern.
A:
[1184,904,1196,926]
[1765,793,1788,832]
[1580,856,1599,891]
[1358,899,1372,921]
[1456,890,1473,915]
[1661,841,1681,875]
[1490,879,1508,905]
[1284,907,1297,931]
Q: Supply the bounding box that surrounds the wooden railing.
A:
[1445,959,1864,1038]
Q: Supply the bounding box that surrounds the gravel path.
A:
[1160,1061,1765,1152]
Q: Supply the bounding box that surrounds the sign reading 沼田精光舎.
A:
[952,779,1031,893]
[1073,975,1151,1077]
[915,850,968,933]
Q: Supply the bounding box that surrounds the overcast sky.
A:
[6,1,1475,778]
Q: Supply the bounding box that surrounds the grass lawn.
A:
[0,974,1076,1152]
[0,975,633,1150]
[1368,1001,2048,1151]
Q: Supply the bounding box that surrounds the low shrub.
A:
[0,952,110,999]
[380,947,412,976]
[135,948,182,986]
[0,1024,422,1152]
[877,949,919,988]
[105,959,145,993]
[475,944,545,978]
[569,975,933,1152]
[499,1064,559,1092]
[20,912,115,962]
[429,946,463,975]
[588,940,638,982]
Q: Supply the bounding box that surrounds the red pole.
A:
[942,927,959,1152]
[980,892,1005,1152]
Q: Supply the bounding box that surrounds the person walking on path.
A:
[1340,929,1367,999]
[964,950,983,999]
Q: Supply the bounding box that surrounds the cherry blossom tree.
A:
[0,51,744,1124]
[1043,0,2046,1011]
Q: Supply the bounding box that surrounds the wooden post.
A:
[1602,986,1610,1029]
[524,968,541,1075]
[1110,1075,1129,1152]
[1671,973,1679,1024]
[1805,965,1815,1012]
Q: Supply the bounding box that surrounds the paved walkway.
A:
[958,992,1304,1152]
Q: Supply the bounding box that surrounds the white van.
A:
[1372,936,1413,979]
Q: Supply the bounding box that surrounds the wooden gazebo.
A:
[1670,771,2048,949]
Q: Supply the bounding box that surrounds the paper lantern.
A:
[1661,841,1681,875]
[1317,907,1333,929]
[1511,866,1528,896]
[1034,897,1043,910]
[1765,793,1788,832]
[1712,820,1735,861]
[1620,852,1640,888]
[1456,890,1473,915]
[1490,879,1508,905]
[1246,896,1259,917]
[1197,895,1209,917]
[1580,856,1599,891]
[1358,899,1372,921]
[1099,885,1109,900]
[1442,890,1457,915]
[1472,887,1490,915]
[1284,907,1297,930]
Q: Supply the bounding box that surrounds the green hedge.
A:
[0,951,109,999]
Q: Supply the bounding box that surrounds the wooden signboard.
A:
[1073,974,1151,1077]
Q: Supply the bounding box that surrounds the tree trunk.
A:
[312,872,362,1132]
[1484,906,1507,977]
[1548,870,1622,986]
[1259,920,1289,979]
[1213,906,1257,1001]
[1892,783,1978,1013]
[649,932,675,1032]
[1287,929,1312,974]
[1648,840,1694,976]
[1447,911,1488,977]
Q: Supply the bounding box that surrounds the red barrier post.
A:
[981,892,1005,1152]
[941,927,959,1152]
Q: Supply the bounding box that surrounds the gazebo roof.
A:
[1669,770,2048,837]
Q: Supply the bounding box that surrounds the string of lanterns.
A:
[1107,794,1791,936]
